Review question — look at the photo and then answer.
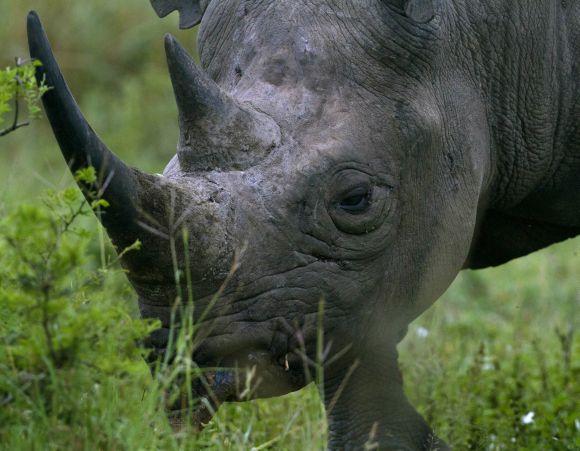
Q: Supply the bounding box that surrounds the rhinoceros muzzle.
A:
[143,307,310,430]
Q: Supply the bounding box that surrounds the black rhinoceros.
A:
[27,0,579,448]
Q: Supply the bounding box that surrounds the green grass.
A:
[0,1,578,449]
[401,242,579,449]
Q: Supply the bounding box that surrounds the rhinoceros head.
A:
[27,0,489,433]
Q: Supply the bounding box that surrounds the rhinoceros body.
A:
[28,0,579,448]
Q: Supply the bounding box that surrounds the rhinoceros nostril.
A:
[247,351,265,365]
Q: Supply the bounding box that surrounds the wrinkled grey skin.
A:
[28,0,580,448]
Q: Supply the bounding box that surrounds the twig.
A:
[0,58,30,137]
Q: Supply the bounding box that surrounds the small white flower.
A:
[416,326,429,338]
[575,419,580,431]
[482,356,495,371]
[521,411,535,425]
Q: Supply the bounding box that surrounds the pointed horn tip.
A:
[27,10,40,26]
[164,33,177,51]
[26,10,52,82]
[164,33,189,61]
[27,10,52,65]
[27,10,44,46]
[164,33,200,81]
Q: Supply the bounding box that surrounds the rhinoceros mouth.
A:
[164,355,307,432]
[142,309,313,394]
[147,330,309,431]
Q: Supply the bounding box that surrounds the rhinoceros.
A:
[27,0,579,448]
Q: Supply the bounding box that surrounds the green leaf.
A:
[91,199,110,210]
[74,167,97,184]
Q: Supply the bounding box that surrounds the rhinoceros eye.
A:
[326,169,392,235]
[339,187,372,213]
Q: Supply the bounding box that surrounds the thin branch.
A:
[11,60,22,130]
[0,122,29,137]
[36,198,89,271]
[0,58,30,137]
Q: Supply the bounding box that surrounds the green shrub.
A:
[0,170,160,448]
[0,58,49,137]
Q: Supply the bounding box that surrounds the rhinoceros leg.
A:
[322,348,448,451]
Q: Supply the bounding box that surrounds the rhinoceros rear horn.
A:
[27,11,164,250]
[164,34,280,172]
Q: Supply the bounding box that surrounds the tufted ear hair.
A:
[401,0,436,23]
[150,0,210,29]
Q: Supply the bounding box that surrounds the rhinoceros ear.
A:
[402,0,436,23]
[150,0,210,29]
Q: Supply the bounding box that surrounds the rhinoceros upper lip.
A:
[143,321,311,379]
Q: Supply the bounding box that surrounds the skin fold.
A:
[27,0,579,449]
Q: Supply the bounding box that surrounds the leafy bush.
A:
[0,58,49,137]
[0,169,160,448]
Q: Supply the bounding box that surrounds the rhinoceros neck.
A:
[457,1,580,223]
[452,1,580,268]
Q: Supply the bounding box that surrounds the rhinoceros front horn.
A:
[27,11,164,251]
[164,34,280,172]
